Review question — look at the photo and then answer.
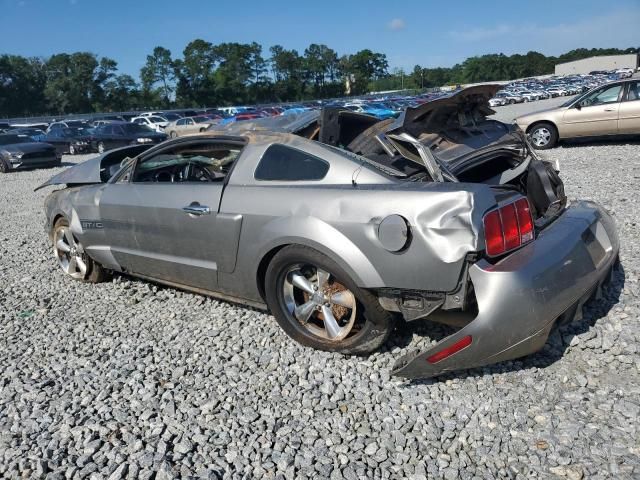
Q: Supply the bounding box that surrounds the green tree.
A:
[44,52,100,114]
[0,55,47,117]
[140,46,175,106]
[103,74,139,111]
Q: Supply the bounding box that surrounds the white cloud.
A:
[447,10,640,55]
[388,18,406,31]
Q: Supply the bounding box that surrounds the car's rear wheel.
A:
[265,245,394,354]
[529,122,558,150]
[52,218,108,283]
[97,142,105,154]
[69,144,75,155]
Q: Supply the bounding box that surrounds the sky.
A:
[2,0,639,78]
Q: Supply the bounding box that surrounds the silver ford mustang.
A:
[37,86,619,379]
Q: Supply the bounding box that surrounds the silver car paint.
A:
[45,133,497,305]
[393,200,618,378]
[41,100,619,379]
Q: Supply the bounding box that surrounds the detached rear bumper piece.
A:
[392,200,619,380]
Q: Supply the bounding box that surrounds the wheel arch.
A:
[253,217,386,302]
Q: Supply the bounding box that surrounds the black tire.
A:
[0,158,9,173]
[264,245,395,355]
[52,218,109,283]
[170,131,178,138]
[97,142,106,154]
[69,144,75,155]
[528,122,558,150]
[509,99,516,104]
[346,118,395,156]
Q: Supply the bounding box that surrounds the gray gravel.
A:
[1,113,639,479]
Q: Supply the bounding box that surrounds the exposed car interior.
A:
[132,143,242,183]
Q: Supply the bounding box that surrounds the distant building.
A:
[555,54,639,75]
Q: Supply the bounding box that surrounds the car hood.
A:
[34,144,151,191]
[1,142,56,154]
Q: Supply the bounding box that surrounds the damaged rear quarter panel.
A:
[221,179,496,300]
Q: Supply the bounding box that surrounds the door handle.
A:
[603,108,615,112]
[182,204,211,216]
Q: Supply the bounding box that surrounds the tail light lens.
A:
[483,197,534,257]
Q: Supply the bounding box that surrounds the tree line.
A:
[0,43,637,118]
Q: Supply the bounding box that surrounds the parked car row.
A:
[1,69,637,157]
[488,72,627,107]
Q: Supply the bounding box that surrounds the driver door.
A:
[562,84,623,137]
[97,138,244,291]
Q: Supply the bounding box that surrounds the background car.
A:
[46,120,90,133]
[40,127,94,155]
[516,79,639,149]
[131,116,169,133]
[165,116,216,138]
[89,122,168,153]
[0,133,60,172]
[6,127,46,138]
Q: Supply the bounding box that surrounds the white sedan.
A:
[131,116,169,133]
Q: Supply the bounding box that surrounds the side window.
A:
[625,82,639,102]
[133,118,142,124]
[186,119,194,125]
[177,119,186,126]
[132,142,243,183]
[255,144,329,181]
[580,85,623,106]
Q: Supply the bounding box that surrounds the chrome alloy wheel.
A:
[282,265,357,341]
[531,127,551,147]
[54,226,88,280]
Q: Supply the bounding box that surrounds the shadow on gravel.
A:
[399,262,625,385]
[559,136,640,149]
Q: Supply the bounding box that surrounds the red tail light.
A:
[483,197,534,257]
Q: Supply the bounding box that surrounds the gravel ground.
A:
[1,106,639,479]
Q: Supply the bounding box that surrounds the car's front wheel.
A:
[170,131,178,138]
[0,159,10,173]
[97,142,106,154]
[265,245,395,354]
[529,122,558,149]
[52,218,108,283]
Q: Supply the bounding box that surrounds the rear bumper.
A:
[392,200,619,379]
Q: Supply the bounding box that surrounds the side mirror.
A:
[575,103,582,110]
